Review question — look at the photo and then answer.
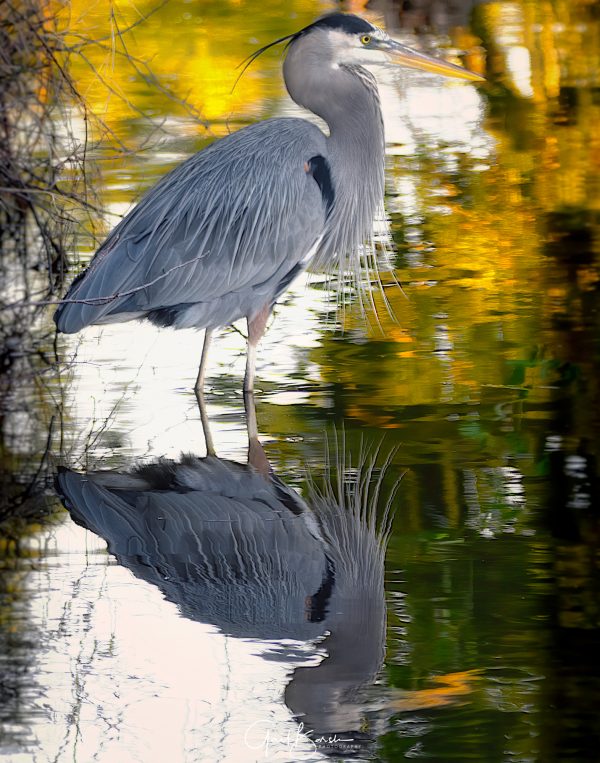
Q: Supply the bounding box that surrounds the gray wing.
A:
[55,118,328,333]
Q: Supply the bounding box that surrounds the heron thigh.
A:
[248,303,271,345]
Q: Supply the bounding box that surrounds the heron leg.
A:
[244,305,270,393]
[195,327,213,394]
[194,328,216,456]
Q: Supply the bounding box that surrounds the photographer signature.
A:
[244,719,359,758]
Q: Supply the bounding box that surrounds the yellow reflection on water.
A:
[388,670,481,711]
[323,0,600,418]
[60,0,322,139]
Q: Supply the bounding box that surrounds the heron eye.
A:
[360,34,372,45]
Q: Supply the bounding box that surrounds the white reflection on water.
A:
[505,46,534,99]
[382,76,488,151]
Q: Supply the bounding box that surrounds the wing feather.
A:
[55,118,328,333]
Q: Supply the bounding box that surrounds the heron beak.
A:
[382,39,484,82]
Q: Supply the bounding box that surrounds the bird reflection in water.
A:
[56,395,398,756]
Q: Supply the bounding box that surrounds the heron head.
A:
[239,13,483,92]
[298,13,484,82]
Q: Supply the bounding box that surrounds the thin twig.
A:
[0,253,207,311]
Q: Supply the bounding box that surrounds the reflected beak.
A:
[381,39,484,82]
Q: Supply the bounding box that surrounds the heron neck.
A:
[319,68,385,257]
[284,52,384,161]
[322,67,385,160]
[284,51,385,256]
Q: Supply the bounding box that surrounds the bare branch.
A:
[0,253,207,311]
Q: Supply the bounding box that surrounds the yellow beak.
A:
[383,39,484,82]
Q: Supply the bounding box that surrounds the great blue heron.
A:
[54,13,482,393]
